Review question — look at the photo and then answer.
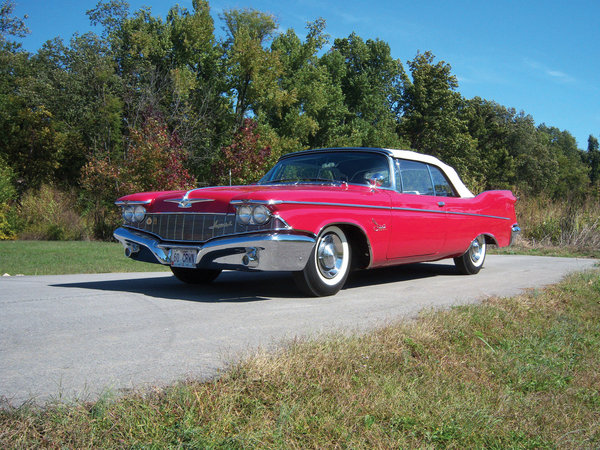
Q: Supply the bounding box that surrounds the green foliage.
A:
[588,135,600,186]
[0,0,29,42]
[399,51,481,188]
[221,7,289,128]
[0,1,597,238]
[0,158,16,240]
[320,32,407,149]
[0,206,15,240]
[463,97,516,190]
[0,156,16,205]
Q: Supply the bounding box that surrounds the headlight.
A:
[133,205,146,222]
[252,205,270,225]
[123,205,134,222]
[237,205,253,225]
[236,204,271,225]
[122,204,146,222]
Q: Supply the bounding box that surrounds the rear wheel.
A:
[170,267,222,284]
[454,235,486,275]
[293,226,351,297]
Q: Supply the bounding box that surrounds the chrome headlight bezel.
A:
[251,204,270,225]
[235,203,272,226]
[237,204,253,225]
[121,204,146,223]
[133,205,146,222]
[122,205,134,222]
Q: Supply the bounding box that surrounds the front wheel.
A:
[170,266,222,284]
[454,235,486,275]
[293,226,352,297]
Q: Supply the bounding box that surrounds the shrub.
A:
[0,206,16,240]
[516,194,600,248]
[0,158,18,240]
[17,185,89,241]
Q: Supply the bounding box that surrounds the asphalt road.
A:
[0,255,596,405]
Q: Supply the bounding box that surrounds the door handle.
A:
[438,201,445,207]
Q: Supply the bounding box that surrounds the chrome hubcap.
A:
[318,234,343,279]
[469,237,485,264]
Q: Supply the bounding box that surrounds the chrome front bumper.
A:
[113,227,316,271]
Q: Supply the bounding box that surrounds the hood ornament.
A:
[165,195,215,208]
[163,187,216,208]
[164,198,215,208]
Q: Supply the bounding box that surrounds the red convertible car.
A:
[114,148,519,296]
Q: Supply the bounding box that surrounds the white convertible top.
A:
[384,148,475,198]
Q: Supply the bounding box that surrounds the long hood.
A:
[117,184,390,214]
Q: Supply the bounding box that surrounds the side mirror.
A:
[369,173,385,187]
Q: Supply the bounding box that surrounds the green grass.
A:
[1,239,595,278]
[490,242,600,259]
[0,241,170,276]
[1,269,599,449]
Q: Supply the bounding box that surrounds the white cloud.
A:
[525,59,577,84]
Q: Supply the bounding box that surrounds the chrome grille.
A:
[125,213,276,242]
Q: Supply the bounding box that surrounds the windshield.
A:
[257,152,391,187]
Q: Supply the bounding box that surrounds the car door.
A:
[387,159,448,259]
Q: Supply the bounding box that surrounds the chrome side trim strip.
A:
[445,210,512,221]
[231,199,512,221]
[230,199,283,205]
[139,211,228,216]
[278,200,390,210]
[115,200,152,206]
[391,207,512,221]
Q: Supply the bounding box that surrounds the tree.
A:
[319,32,406,149]
[82,112,196,238]
[262,19,350,151]
[399,51,478,188]
[537,124,589,199]
[211,118,271,186]
[505,113,560,196]
[0,0,29,43]
[464,97,515,190]
[17,33,124,186]
[588,135,600,186]
[87,0,129,41]
[94,0,227,182]
[220,8,288,128]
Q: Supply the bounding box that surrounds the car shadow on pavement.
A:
[50,262,460,302]
[345,262,459,289]
[51,271,299,302]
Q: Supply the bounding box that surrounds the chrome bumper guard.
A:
[113,227,316,271]
[510,223,521,246]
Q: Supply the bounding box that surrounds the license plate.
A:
[171,249,197,268]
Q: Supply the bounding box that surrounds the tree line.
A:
[1,0,599,240]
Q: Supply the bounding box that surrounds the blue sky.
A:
[13,0,600,150]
